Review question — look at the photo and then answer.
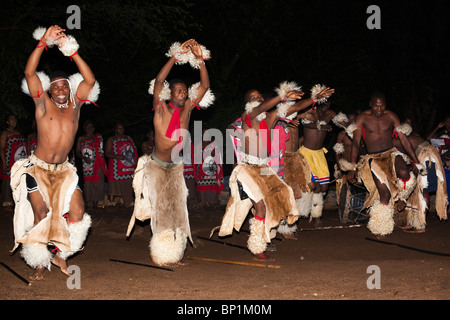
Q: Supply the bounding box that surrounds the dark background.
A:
[1,0,449,167]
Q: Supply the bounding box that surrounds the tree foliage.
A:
[1,0,448,145]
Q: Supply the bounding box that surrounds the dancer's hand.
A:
[42,25,66,42]
[317,87,335,100]
[286,90,304,100]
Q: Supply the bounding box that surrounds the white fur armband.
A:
[58,35,79,57]
[311,84,331,104]
[276,101,295,119]
[333,142,345,154]
[332,112,348,128]
[275,81,302,101]
[148,79,171,101]
[188,82,215,109]
[345,123,357,139]
[21,71,50,96]
[32,27,57,47]
[245,101,266,121]
[395,123,413,136]
[69,73,101,104]
[165,42,211,69]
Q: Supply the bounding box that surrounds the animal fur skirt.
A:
[128,155,192,266]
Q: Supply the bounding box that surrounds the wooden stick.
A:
[187,256,281,269]
[365,238,450,257]
[109,259,174,272]
[299,224,363,231]
[0,262,32,286]
[198,236,248,250]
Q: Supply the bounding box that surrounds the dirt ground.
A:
[0,191,449,302]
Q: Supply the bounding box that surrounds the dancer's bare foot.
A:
[314,218,323,227]
[403,228,426,234]
[252,253,275,262]
[51,255,71,276]
[29,266,46,281]
[282,233,298,240]
[160,260,188,268]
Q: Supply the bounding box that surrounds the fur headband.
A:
[21,72,100,104]
[165,42,211,69]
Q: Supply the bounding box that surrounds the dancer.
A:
[347,92,424,237]
[128,39,213,266]
[280,113,313,238]
[333,112,357,205]
[392,120,448,232]
[298,90,336,225]
[214,82,334,261]
[12,25,96,280]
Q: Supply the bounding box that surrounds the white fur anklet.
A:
[277,219,297,235]
[367,200,395,236]
[247,218,267,255]
[59,213,92,260]
[150,228,187,266]
[310,192,324,219]
[296,192,313,218]
[21,244,52,271]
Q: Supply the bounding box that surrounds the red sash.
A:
[244,114,271,156]
[107,136,138,181]
[1,133,27,179]
[166,102,182,143]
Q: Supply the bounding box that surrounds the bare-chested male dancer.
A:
[12,25,95,280]
[128,39,211,266]
[298,98,335,225]
[347,92,424,237]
